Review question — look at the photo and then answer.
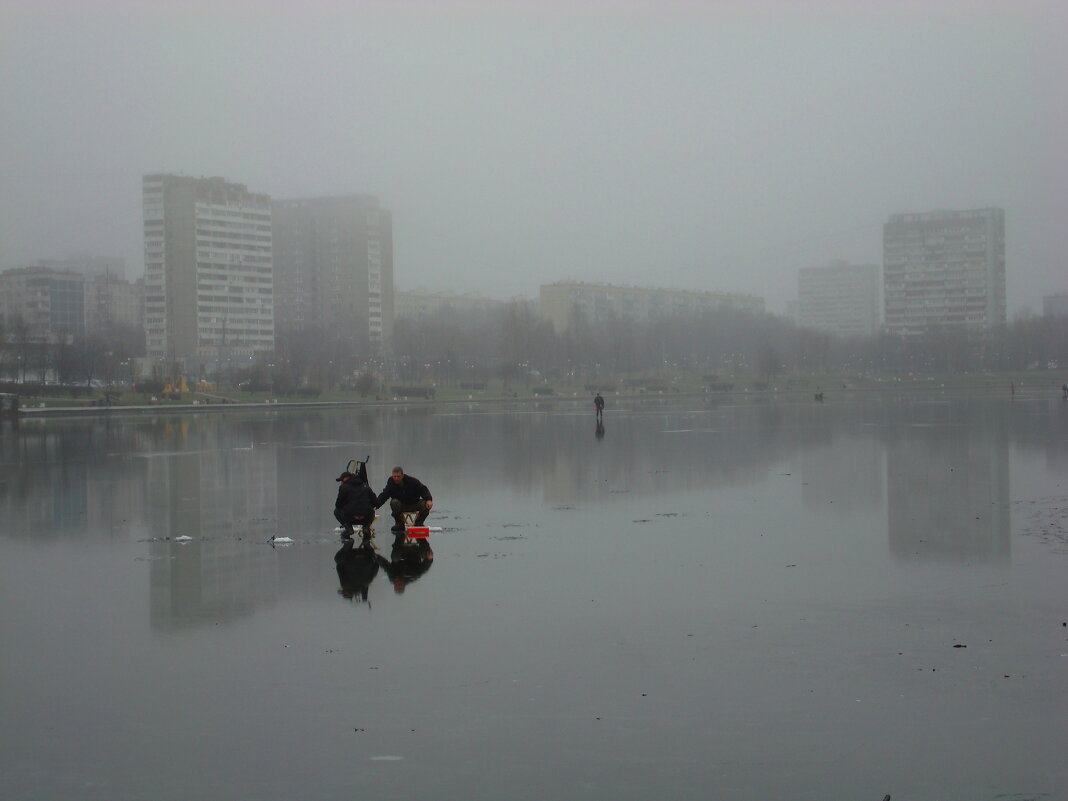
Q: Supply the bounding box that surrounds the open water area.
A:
[1,394,1066,801]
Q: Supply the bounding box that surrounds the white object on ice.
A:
[270,536,295,544]
[174,535,193,542]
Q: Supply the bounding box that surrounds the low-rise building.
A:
[34,256,127,282]
[1043,292,1068,318]
[395,289,506,319]
[539,281,763,332]
[0,266,85,342]
[84,274,144,334]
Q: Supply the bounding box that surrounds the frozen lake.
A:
[2,395,1066,800]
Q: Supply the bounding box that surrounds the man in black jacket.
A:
[376,466,433,534]
[334,471,377,539]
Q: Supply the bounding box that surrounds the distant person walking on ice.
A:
[377,466,433,535]
[594,392,605,421]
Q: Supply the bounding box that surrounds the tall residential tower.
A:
[271,195,394,356]
[142,174,274,366]
[883,208,1005,336]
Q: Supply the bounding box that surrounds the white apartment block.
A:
[143,175,274,365]
[797,262,880,338]
[883,208,1006,336]
[539,281,764,333]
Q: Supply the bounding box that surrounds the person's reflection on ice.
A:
[382,537,434,594]
[595,420,605,440]
[334,537,388,603]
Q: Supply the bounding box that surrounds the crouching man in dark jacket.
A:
[334,471,377,539]
[376,466,433,534]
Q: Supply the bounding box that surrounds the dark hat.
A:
[336,471,354,482]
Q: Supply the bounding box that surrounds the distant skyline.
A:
[2,0,1065,314]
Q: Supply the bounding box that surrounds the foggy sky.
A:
[1,0,1065,313]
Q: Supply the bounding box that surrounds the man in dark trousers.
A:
[594,392,605,421]
[334,471,377,539]
[376,466,433,534]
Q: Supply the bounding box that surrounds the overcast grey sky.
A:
[1,0,1065,313]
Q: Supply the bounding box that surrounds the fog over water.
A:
[1,0,1066,312]
[1,395,1066,799]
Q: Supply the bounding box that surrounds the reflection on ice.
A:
[2,397,1067,800]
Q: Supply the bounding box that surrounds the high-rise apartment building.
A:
[143,174,274,366]
[797,261,880,338]
[271,196,393,355]
[883,208,1005,336]
[539,281,764,333]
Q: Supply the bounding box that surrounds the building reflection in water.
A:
[0,417,148,540]
[147,437,282,630]
[800,439,884,512]
[1,397,1032,629]
[885,401,1010,562]
[150,538,280,630]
